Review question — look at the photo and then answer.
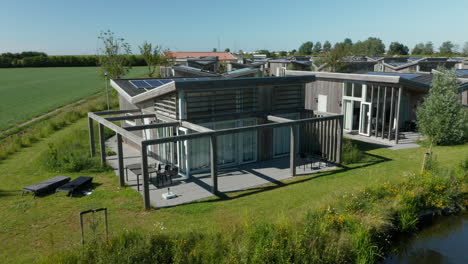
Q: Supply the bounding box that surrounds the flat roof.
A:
[111,75,315,105]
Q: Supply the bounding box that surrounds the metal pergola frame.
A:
[88,109,343,210]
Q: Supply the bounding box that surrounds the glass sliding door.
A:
[239,119,257,164]
[215,121,237,166]
[359,102,371,136]
[343,100,353,131]
[177,127,189,176]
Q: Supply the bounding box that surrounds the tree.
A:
[352,37,385,56]
[323,41,332,52]
[298,41,313,55]
[462,42,468,56]
[257,49,272,57]
[416,68,467,145]
[312,41,322,54]
[343,38,353,47]
[224,48,230,52]
[212,48,217,52]
[412,43,425,55]
[139,41,164,77]
[289,49,297,55]
[388,42,409,55]
[439,41,454,55]
[317,43,351,72]
[97,30,132,79]
[424,42,434,54]
[279,51,287,57]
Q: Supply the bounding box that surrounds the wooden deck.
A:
[105,136,336,209]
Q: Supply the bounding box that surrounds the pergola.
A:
[88,109,343,210]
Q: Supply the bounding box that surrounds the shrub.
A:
[342,139,365,164]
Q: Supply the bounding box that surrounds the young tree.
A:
[312,41,322,54]
[388,42,409,55]
[317,43,351,72]
[439,41,454,55]
[97,30,132,79]
[298,41,313,55]
[139,41,164,77]
[323,41,332,52]
[416,68,467,145]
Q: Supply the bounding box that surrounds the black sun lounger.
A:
[22,176,71,198]
[56,176,93,197]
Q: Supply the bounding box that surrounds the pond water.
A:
[384,213,468,264]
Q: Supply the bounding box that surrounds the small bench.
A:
[22,176,71,198]
[56,176,93,197]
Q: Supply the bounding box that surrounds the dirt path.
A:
[0,98,87,137]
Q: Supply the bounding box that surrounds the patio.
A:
[105,136,337,208]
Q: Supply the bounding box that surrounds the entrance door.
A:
[318,95,327,112]
[359,102,371,136]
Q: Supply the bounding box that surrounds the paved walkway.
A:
[344,132,421,150]
[105,136,336,208]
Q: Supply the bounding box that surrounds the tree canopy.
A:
[312,41,322,54]
[139,41,166,77]
[388,42,409,55]
[416,68,467,145]
[298,41,313,55]
[352,37,385,56]
[412,42,434,55]
[439,41,455,55]
[323,41,332,52]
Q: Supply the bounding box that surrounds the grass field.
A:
[0,117,467,263]
[0,66,147,131]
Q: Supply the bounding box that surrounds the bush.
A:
[342,139,365,164]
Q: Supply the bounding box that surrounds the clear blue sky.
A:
[2,0,468,55]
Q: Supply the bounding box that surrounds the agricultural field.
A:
[0,116,466,263]
[0,66,147,131]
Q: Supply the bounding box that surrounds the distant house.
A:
[374,57,459,73]
[165,51,237,62]
[171,65,260,78]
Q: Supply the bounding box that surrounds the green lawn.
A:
[0,67,148,131]
[0,118,466,263]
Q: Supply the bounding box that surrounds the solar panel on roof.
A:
[365,72,420,80]
[130,80,152,89]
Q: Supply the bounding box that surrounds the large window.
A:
[185,88,258,119]
[343,82,365,99]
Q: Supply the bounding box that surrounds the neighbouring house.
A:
[171,65,260,78]
[268,58,292,76]
[374,57,459,73]
[286,70,433,144]
[172,65,221,78]
[187,57,219,72]
[88,75,344,209]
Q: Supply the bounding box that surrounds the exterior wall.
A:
[461,89,468,105]
[269,62,289,76]
[305,79,343,114]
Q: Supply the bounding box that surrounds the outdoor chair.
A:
[56,176,93,197]
[22,176,70,198]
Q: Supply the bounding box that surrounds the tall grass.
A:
[45,161,467,264]
[0,93,118,161]
[342,138,365,164]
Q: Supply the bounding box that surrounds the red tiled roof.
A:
[165,52,237,60]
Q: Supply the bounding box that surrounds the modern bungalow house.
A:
[88,75,344,209]
[171,65,260,78]
[109,75,342,176]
